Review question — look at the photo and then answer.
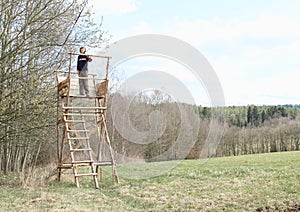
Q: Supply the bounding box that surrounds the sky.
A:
[88,0,300,106]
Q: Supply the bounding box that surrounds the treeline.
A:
[215,118,300,157]
[198,105,297,127]
[106,95,300,162]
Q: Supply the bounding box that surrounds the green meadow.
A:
[0,151,299,211]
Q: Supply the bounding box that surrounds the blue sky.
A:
[89,0,300,106]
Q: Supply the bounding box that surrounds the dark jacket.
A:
[77,55,91,71]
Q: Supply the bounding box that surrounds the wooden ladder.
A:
[63,106,99,188]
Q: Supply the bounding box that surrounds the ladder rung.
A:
[64,113,102,116]
[94,161,113,166]
[68,137,89,140]
[68,95,105,99]
[75,173,97,177]
[62,106,106,110]
[72,160,93,164]
[58,163,72,169]
[70,148,92,152]
[65,120,85,123]
[67,94,105,99]
[67,129,89,132]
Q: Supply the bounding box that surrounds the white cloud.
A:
[89,0,137,15]
[101,5,300,105]
[131,21,153,34]
[168,14,300,47]
[241,15,300,39]
[211,46,300,106]
[159,15,300,105]
[120,14,300,105]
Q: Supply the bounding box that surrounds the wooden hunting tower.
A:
[56,52,118,188]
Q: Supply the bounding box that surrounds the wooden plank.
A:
[68,52,112,59]
[64,113,103,117]
[94,161,113,166]
[57,76,70,88]
[58,77,70,95]
[65,95,105,99]
[72,160,93,164]
[62,106,106,110]
[70,148,92,152]
[75,173,98,177]
[58,163,73,169]
[67,137,89,140]
[64,120,85,123]
[67,129,89,132]
[96,80,108,97]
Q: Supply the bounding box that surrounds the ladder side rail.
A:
[60,101,78,169]
[66,120,80,188]
[96,109,105,181]
[56,76,61,180]
[56,69,62,174]
[96,101,106,161]
[102,114,119,184]
[57,76,71,181]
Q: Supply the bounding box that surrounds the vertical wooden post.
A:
[56,71,61,181]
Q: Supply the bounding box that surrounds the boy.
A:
[77,47,92,96]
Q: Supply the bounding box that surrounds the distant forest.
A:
[197,104,299,157]
[106,95,300,163]
[199,104,298,127]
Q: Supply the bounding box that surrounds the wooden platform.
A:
[57,75,106,97]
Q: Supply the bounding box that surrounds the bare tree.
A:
[0,0,109,173]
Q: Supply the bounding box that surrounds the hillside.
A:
[0,151,299,211]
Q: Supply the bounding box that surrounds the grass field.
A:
[0,151,299,211]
